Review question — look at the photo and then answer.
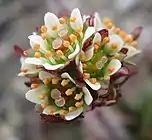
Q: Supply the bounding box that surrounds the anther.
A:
[59,110,68,116]
[34,52,41,58]
[41,33,47,40]
[63,40,70,48]
[103,18,111,25]
[108,66,115,72]
[59,17,65,24]
[45,51,52,58]
[111,43,118,49]
[41,25,47,33]
[65,89,73,96]
[70,17,76,22]
[41,102,48,109]
[21,68,28,73]
[61,79,70,86]
[103,37,110,44]
[69,106,76,112]
[33,44,40,51]
[83,73,90,79]
[90,78,97,84]
[69,34,77,42]
[107,22,113,29]
[52,25,57,30]
[39,94,47,100]
[52,78,60,85]
[74,92,83,101]
[31,83,38,89]
[43,78,51,85]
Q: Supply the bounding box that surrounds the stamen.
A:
[103,18,111,25]
[33,44,40,51]
[52,78,60,85]
[59,110,68,116]
[31,83,38,89]
[76,27,83,33]
[83,73,90,79]
[56,50,67,60]
[47,108,54,114]
[114,28,121,34]
[124,35,133,43]
[130,41,137,47]
[113,53,120,59]
[103,37,110,44]
[61,79,70,86]
[111,43,118,49]
[34,52,41,58]
[75,101,83,108]
[63,41,70,48]
[43,78,51,85]
[56,50,64,56]
[41,25,47,33]
[51,89,61,99]
[74,92,83,101]
[21,68,28,73]
[41,102,48,109]
[39,94,47,100]
[69,34,77,42]
[120,31,127,39]
[90,78,97,84]
[52,38,63,49]
[55,97,65,107]
[70,17,76,22]
[108,66,115,72]
[94,44,99,51]
[45,51,52,58]
[52,25,57,30]
[106,22,113,29]
[59,17,65,24]
[65,89,73,96]
[69,106,76,112]
[104,76,110,81]
[41,33,47,40]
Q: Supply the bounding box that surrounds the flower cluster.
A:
[15,8,141,122]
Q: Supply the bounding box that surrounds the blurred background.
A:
[0,0,152,140]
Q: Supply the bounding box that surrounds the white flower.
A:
[18,57,40,76]
[25,71,93,121]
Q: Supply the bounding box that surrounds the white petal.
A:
[94,12,105,31]
[25,85,47,104]
[65,107,83,120]
[43,105,60,115]
[70,8,83,31]
[39,71,56,80]
[20,56,25,64]
[68,43,80,59]
[82,27,95,44]
[61,72,75,84]
[123,45,141,60]
[25,57,46,65]
[82,87,93,105]
[83,15,90,23]
[79,61,83,73]
[28,35,46,52]
[106,34,124,54]
[44,12,60,38]
[93,32,102,44]
[43,63,64,70]
[108,59,122,75]
[84,45,94,61]
[85,79,101,91]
